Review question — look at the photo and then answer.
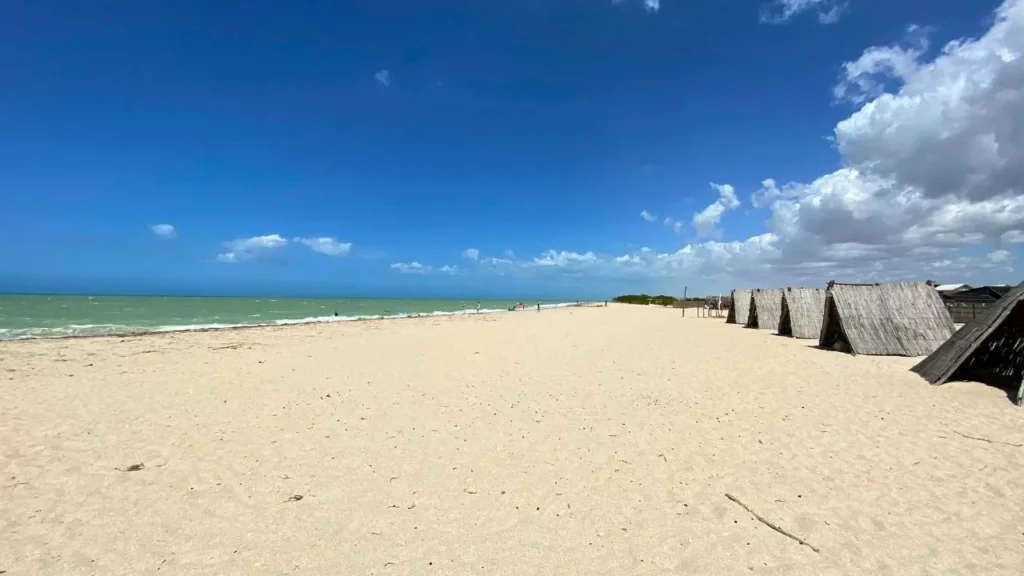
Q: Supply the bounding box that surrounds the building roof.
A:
[947,285,1014,304]
[934,283,971,292]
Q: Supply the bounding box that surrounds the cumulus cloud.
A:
[150,224,176,239]
[641,210,658,222]
[713,0,1024,286]
[215,235,353,262]
[663,217,684,234]
[461,248,480,261]
[833,25,931,104]
[375,69,391,87]
[1002,230,1024,243]
[389,261,460,275]
[692,183,740,238]
[612,0,659,14]
[760,0,846,24]
[390,262,429,274]
[481,256,514,266]
[216,234,289,263]
[294,237,352,257]
[988,249,1012,264]
[388,1,1024,291]
[529,250,599,268]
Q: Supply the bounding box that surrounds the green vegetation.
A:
[612,294,705,307]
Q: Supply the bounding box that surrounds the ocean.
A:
[0,295,582,340]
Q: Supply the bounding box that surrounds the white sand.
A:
[2,304,1023,575]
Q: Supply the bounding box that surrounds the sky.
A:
[1,0,1022,299]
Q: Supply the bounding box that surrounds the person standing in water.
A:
[475,301,481,313]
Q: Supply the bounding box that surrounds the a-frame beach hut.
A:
[911,280,1024,405]
[818,281,954,356]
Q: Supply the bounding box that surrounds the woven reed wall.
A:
[823,281,954,356]
[727,289,752,325]
[749,288,784,331]
[779,287,826,339]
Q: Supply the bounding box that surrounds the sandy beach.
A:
[2,304,1023,575]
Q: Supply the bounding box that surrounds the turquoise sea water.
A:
[0,295,582,340]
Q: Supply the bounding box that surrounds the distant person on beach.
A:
[475,301,480,313]
[334,311,338,316]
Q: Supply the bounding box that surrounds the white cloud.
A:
[390,262,429,274]
[481,256,515,266]
[641,210,657,222]
[150,224,176,239]
[612,0,659,14]
[692,182,740,238]
[387,1,1024,291]
[294,237,352,257]
[529,250,599,268]
[760,0,846,24]
[1001,230,1024,243]
[216,234,289,264]
[833,7,1024,205]
[716,0,1024,285]
[375,69,391,87]
[389,261,461,275]
[988,249,1012,264]
[663,217,685,234]
[833,25,931,104]
[461,248,480,261]
[503,249,516,259]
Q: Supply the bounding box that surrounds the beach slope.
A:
[2,305,1022,575]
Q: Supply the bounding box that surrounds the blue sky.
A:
[1,0,1021,299]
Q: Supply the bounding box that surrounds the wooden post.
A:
[681,286,687,317]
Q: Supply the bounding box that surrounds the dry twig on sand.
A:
[951,430,1022,448]
[725,493,820,553]
[115,463,145,472]
[212,343,244,350]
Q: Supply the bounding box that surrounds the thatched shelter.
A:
[818,281,954,356]
[725,289,752,325]
[778,287,826,339]
[747,288,784,331]
[910,280,1024,405]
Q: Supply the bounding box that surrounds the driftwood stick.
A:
[725,493,820,553]
[211,343,244,351]
[951,430,1022,448]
